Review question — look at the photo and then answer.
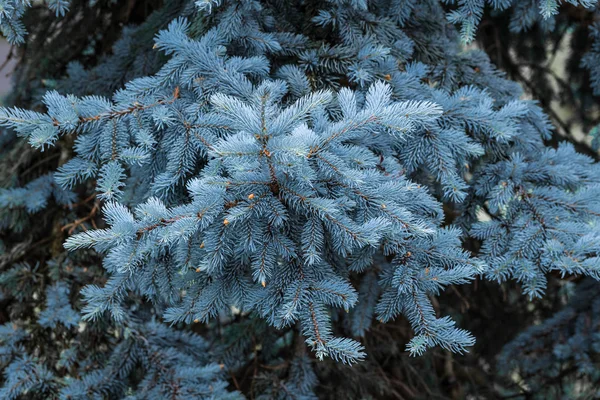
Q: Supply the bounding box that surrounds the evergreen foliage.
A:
[498,279,600,399]
[0,0,600,398]
[0,0,71,44]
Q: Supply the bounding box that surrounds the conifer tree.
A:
[1,0,600,398]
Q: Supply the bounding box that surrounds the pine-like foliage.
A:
[0,0,71,44]
[498,279,600,399]
[1,0,600,398]
[445,0,597,43]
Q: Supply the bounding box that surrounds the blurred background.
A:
[0,39,16,99]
